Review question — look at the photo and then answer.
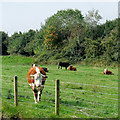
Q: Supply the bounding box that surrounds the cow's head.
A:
[30,66,47,88]
[69,65,73,68]
[104,69,108,74]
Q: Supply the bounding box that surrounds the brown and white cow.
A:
[27,64,47,104]
[69,65,77,71]
[103,69,113,75]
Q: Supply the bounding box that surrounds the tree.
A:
[104,19,118,36]
[84,9,102,38]
[1,32,9,55]
[7,32,21,54]
[84,37,103,59]
[23,29,36,55]
[44,9,84,45]
[84,9,102,27]
[8,30,36,55]
[101,27,118,63]
[43,26,58,49]
[41,9,86,62]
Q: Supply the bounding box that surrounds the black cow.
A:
[37,65,48,72]
[58,62,70,70]
[42,67,49,72]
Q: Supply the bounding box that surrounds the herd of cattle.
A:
[27,62,114,103]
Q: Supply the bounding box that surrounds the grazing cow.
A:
[27,64,47,104]
[58,62,70,70]
[103,69,113,75]
[69,65,77,71]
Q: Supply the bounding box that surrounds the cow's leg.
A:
[34,91,38,104]
[38,91,41,102]
[38,79,45,102]
[38,87,44,101]
[34,93,37,104]
[33,91,35,100]
[38,90,41,102]
[32,90,36,101]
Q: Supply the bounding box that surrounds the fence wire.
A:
[1,74,118,118]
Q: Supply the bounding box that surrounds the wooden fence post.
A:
[14,76,18,106]
[55,79,60,115]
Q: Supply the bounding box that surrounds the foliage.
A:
[1,9,118,65]
[1,32,9,55]
[101,27,118,64]
[45,9,84,45]
[84,37,103,59]
[43,26,58,49]
[84,8,102,27]
[7,30,36,56]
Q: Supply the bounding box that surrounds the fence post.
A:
[14,76,18,106]
[55,79,60,115]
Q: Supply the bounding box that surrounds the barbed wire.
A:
[0,76,55,84]
[61,102,117,117]
[18,90,55,97]
[60,92,118,101]
[3,93,117,110]
[1,74,118,118]
[45,97,118,109]
[88,91,118,96]
[60,96,117,108]
[2,83,117,102]
[60,102,117,118]
[60,87,118,96]
[2,92,117,110]
[82,98,117,108]
[61,81,118,89]
[2,88,117,104]
[0,75,13,78]
[0,80,13,83]
[1,78,117,91]
[17,86,118,102]
[2,92,117,118]
[1,74,118,89]
[86,94,118,100]
[15,84,55,90]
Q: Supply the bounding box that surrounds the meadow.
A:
[1,55,118,118]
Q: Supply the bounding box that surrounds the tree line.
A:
[1,9,119,65]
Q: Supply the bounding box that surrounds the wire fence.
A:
[1,75,118,89]
[1,74,118,118]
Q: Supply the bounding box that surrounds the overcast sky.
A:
[0,0,119,36]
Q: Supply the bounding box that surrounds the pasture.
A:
[1,56,118,118]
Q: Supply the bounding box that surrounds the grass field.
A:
[1,55,118,118]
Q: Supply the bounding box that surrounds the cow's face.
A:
[34,73,42,88]
[30,67,44,88]
[104,69,108,74]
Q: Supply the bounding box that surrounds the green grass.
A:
[1,55,118,118]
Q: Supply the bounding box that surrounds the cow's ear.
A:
[32,64,35,67]
[33,64,36,67]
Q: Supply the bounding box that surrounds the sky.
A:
[0,0,119,36]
